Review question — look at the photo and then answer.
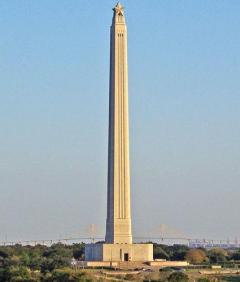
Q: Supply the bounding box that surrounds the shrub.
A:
[185,249,207,264]
[198,278,210,282]
[125,273,135,280]
[168,271,189,282]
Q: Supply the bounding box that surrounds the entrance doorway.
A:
[124,253,129,261]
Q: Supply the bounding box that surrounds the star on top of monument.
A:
[113,2,124,16]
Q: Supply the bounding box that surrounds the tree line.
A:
[1,242,240,281]
[153,243,240,264]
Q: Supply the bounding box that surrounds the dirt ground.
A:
[82,267,240,281]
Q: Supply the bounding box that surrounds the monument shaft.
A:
[85,4,153,262]
[105,3,132,244]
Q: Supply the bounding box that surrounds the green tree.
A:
[40,256,70,273]
[8,266,31,282]
[0,267,11,282]
[29,255,44,271]
[72,243,85,260]
[41,243,72,273]
[20,252,31,267]
[43,243,72,259]
[208,248,228,263]
[231,249,240,261]
[154,244,170,260]
[152,244,190,261]
[0,249,8,259]
[170,245,189,261]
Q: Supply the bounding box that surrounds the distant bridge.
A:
[1,224,239,248]
[0,236,240,249]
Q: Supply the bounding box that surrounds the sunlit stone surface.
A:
[85,3,153,262]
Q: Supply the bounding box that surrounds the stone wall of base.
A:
[81,261,118,268]
[85,243,103,261]
[148,261,189,267]
[85,243,153,262]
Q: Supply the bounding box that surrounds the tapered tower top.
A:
[112,2,125,24]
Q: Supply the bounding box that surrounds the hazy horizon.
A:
[0,0,240,242]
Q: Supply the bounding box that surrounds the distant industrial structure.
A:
[189,239,240,249]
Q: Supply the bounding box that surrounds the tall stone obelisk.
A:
[105,2,132,245]
[85,3,153,262]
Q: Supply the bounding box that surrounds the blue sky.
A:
[0,0,240,242]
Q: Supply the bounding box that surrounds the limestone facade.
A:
[105,2,132,245]
[85,243,153,262]
[85,3,153,262]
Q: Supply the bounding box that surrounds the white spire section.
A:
[105,2,132,244]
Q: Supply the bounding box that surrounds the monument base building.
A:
[85,3,153,263]
[85,243,153,262]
